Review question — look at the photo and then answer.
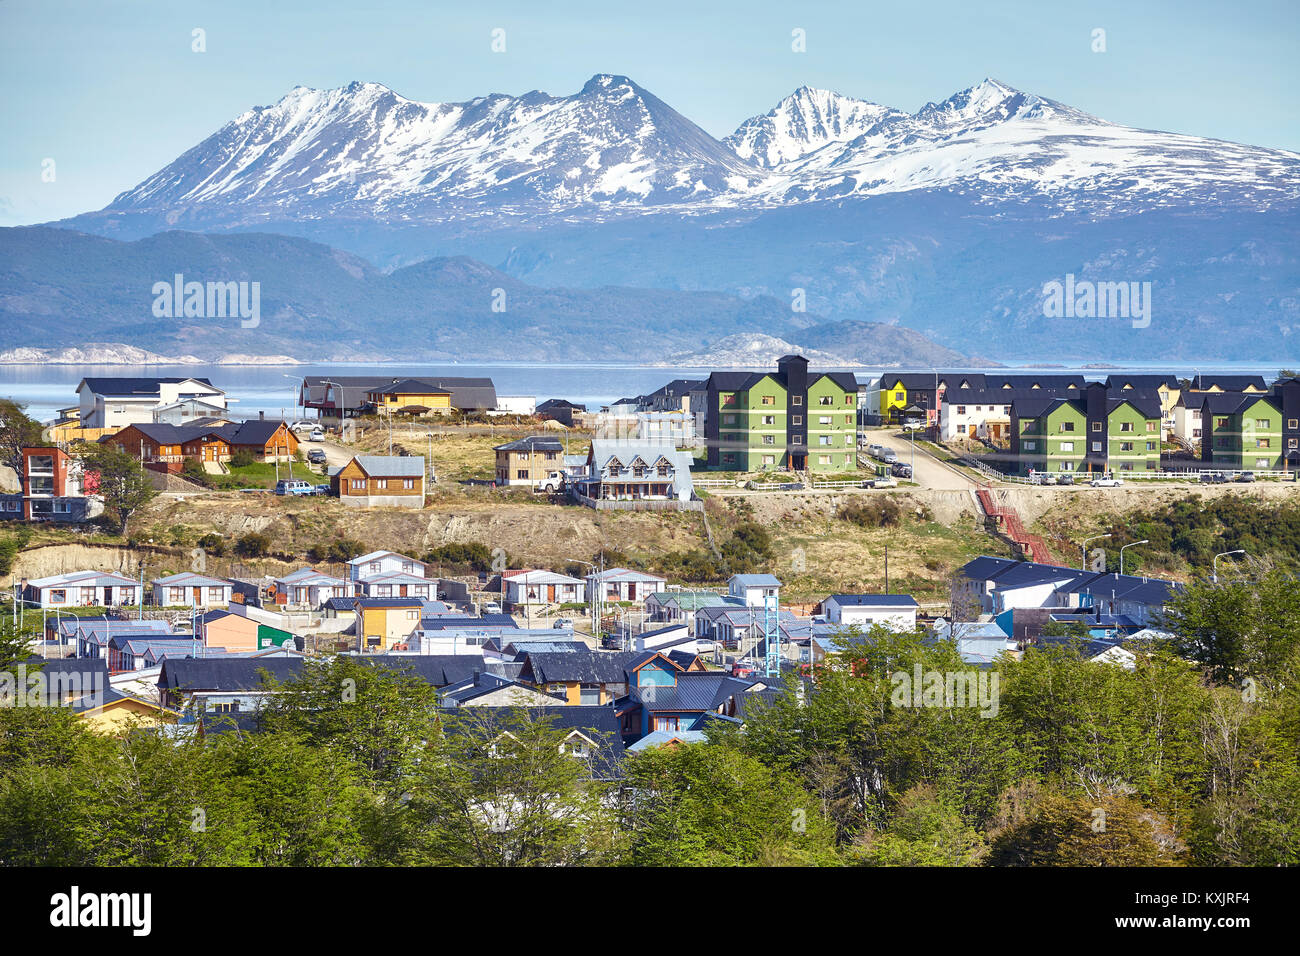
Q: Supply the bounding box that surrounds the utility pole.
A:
[884,545,889,593]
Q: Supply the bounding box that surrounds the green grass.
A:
[197,461,324,490]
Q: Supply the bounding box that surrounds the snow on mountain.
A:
[94,74,1300,230]
[112,74,763,221]
[722,85,906,167]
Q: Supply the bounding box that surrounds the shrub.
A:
[235,531,272,557]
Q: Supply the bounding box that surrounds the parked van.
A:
[274,479,315,496]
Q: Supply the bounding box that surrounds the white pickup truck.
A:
[536,471,566,492]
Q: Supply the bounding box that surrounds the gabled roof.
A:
[494,434,565,453]
[827,593,919,608]
[28,570,139,589]
[729,574,782,588]
[365,379,452,396]
[351,455,426,477]
[153,572,230,588]
[78,377,218,397]
[348,550,426,568]
[587,567,667,583]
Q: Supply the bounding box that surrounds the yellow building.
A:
[881,378,909,421]
[355,597,424,652]
[77,690,177,733]
[364,380,453,415]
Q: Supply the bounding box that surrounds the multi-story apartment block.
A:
[0,446,102,522]
[1200,394,1283,470]
[705,355,857,472]
[1010,384,1162,475]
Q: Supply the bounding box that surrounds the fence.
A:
[572,490,703,512]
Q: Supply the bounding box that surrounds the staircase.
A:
[976,489,1059,565]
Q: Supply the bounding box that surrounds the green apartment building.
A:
[1010,384,1162,475]
[705,355,858,472]
[1200,394,1283,470]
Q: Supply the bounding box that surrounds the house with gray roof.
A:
[573,440,696,507]
[331,454,427,509]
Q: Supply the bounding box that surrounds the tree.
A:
[621,740,839,866]
[986,788,1187,866]
[857,785,987,866]
[74,443,156,536]
[1165,569,1300,691]
[0,399,44,475]
[408,709,622,866]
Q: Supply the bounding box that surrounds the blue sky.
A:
[1,0,1297,226]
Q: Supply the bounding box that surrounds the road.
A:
[859,427,980,491]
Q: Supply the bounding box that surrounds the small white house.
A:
[822,594,919,631]
[23,571,142,610]
[585,567,668,603]
[502,570,586,607]
[152,572,234,608]
[346,550,428,582]
[727,574,782,608]
[274,568,356,608]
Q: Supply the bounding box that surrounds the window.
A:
[375,479,387,490]
[1062,421,1075,432]
[1215,417,1230,428]
[818,395,833,405]
[792,415,802,425]
[761,395,775,406]
[845,395,855,405]
[406,610,419,620]
[1256,419,1270,429]
[516,469,529,480]
[819,435,831,446]
[1092,422,1102,432]
[818,416,832,425]
[1146,442,1156,451]
[1023,441,1036,451]
[818,455,831,465]
[1120,422,1134,432]
[351,479,365,490]
[1059,461,1074,471]
[722,393,736,406]
[1289,419,1299,429]
[1257,438,1271,448]
[762,435,774,445]
[761,455,775,465]
[169,587,185,603]
[403,478,415,489]
[957,406,966,415]
[723,414,737,425]
[792,396,803,406]
[791,435,803,444]
[1146,421,1158,432]
[762,415,775,425]
[50,589,66,604]
[895,392,904,401]
[1060,442,1074,452]
[207,587,223,602]
[1119,462,1134,471]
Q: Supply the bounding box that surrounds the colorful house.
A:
[331,455,426,509]
[706,355,858,472]
[355,597,425,652]
[1200,394,1283,470]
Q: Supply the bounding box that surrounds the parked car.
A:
[306,449,327,464]
[866,443,886,459]
[879,448,899,463]
[730,660,759,678]
[870,476,899,489]
[1235,471,1256,483]
[1200,472,1228,484]
[1090,476,1124,487]
[1057,473,1075,485]
[1032,473,1057,485]
[891,462,913,478]
[309,428,325,442]
[274,479,315,496]
[312,484,331,496]
[552,618,572,629]
[290,421,315,433]
[481,602,502,615]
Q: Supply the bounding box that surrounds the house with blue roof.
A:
[727,573,781,607]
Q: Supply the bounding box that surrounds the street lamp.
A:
[1213,549,1245,582]
[566,556,604,647]
[1081,533,1112,571]
[1119,539,1149,575]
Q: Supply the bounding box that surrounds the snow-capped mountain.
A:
[748,78,1297,209]
[91,73,1300,232]
[722,85,906,168]
[111,74,762,222]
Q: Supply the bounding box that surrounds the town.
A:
[0,357,1296,867]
